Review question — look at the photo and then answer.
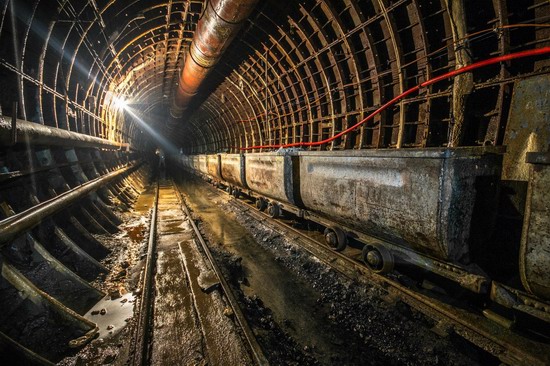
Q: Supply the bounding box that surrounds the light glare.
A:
[113,96,128,110]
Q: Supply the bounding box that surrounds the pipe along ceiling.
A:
[0,0,549,154]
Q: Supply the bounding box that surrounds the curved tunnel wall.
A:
[186,0,550,153]
[0,0,549,153]
[0,0,206,149]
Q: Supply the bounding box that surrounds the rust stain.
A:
[126,224,145,243]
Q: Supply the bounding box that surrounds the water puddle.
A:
[84,292,135,339]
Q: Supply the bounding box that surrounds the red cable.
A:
[240,46,550,151]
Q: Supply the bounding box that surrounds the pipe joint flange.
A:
[189,40,218,69]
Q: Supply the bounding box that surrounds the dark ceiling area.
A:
[0,0,549,153]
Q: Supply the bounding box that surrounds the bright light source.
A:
[113,96,128,110]
[124,106,179,156]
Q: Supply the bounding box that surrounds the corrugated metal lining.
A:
[0,1,549,152]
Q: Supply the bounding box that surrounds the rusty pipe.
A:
[170,0,259,120]
[0,163,139,248]
[0,115,129,150]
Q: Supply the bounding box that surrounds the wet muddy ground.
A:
[149,181,251,366]
[175,172,486,366]
[59,186,156,366]
[60,171,489,365]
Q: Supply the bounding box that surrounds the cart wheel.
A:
[362,243,394,274]
[267,202,281,218]
[323,226,347,251]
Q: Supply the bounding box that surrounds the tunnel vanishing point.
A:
[0,0,550,365]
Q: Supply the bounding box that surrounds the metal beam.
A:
[0,163,138,247]
[0,116,129,150]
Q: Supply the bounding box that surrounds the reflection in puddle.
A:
[84,292,135,339]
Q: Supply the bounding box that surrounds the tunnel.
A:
[0,0,549,365]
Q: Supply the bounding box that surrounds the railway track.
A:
[199,180,550,366]
[130,177,268,366]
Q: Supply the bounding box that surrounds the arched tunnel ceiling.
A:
[0,0,549,153]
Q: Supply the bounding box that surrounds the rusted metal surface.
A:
[490,282,550,323]
[0,260,99,358]
[196,154,208,175]
[173,180,268,365]
[444,0,473,148]
[519,152,550,299]
[0,146,150,363]
[191,147,503,261]
[189,155,198,171]
[206,154,222,179]
[1,1,549,152]
[502,74,550,181]
[180,155,191,170]
[0,163,138,248]
[244,153,288,204]
[0,0,550,153]
[179,1,549,152]
[297,148,503,261]
[170,0,260,120]
[188,155,201,172]
[219,153,247,188]
[0,117,128,150]
[131,178,158,366]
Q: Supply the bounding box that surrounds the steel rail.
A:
[130,177,159,366]
[219,188,550,366]
[173,180,269,366]
[0,163,139,247]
